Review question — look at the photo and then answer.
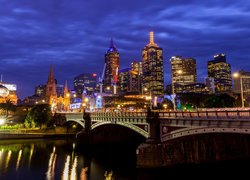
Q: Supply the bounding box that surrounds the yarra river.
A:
[0,138,249,180]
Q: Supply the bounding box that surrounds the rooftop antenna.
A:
[0,74,2,83]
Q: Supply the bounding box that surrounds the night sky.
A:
[0,0,250,99]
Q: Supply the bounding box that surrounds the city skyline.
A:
[0,0,250,99]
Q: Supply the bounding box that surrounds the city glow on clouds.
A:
[0,0,249,99]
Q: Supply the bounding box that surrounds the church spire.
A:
[47,65,55,84]
[64,80,69,96]
[46,64,57,98]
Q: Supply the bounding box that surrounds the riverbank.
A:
[0,127,77,140]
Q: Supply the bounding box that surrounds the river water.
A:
[0,138,249,180]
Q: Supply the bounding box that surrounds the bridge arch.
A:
[161,127,250,142]
[91,121,149,138]
[64,119,85,128]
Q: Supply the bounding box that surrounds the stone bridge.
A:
[63,109,250,142]
[62,109,250,168]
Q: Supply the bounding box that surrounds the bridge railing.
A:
[90,112,147,118]
[159,110,250,119]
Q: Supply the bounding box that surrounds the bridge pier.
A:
[76,111,91,143]
[137,109,163,168]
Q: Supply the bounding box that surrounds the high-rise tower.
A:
[142,32,164,97]
[104,38,120,94]
[170,56,197,85]
[207,54,232,93]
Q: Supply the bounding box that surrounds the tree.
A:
[0,99,16,118]
[24,104,53,129]
[204,93,235,108]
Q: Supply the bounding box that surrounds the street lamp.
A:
[172,70,183,111]
[233,72,249,108]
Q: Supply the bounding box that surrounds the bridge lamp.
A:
[172,69,183,111]
[233,72,247,108]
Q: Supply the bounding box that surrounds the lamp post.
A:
[172,70,182,111]
[233,72,248,108]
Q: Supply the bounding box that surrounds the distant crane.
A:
[96,63,106,109]
[99,63,106,93]
[113,66,119,94]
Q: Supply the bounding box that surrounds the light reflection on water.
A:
[0,139,246,179]
[0,139,125,180]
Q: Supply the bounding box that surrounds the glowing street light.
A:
[172,70,183,111]
[233,72,250,108]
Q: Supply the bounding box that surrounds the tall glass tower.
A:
[142,32,164,97]
[104,38,120,94]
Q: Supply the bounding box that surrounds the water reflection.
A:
[5,150,12,172]
[70,156,78,180]
[16,149,22,171]
[0,139,143,180]
[80,167,88,180]
[46,146,57,180]
[62,155,70,180]
[28,143,34,168]
[104,170,114,180]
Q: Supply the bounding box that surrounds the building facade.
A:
[0,83,18,105]
[207,54,232,93]
[45,65,70,112]
[142,32,164,97]
[104,38,120,94]
[74,73,97,95]
[170,56,197,85]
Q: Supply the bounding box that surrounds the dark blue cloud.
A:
[0,0,250,99]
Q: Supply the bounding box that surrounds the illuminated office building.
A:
[74,73,97,95]
[142,32,164,97]
[131,61,142,75]
[170,56,197,88]
[119,67,141,94]
[207,54,232,93]
[104,38,120,94]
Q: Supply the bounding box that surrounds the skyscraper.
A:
[142,32,164,97]
[74,73,97,95]
[104,38,120,94]
[207,54,232,93]
[170,56,197,86]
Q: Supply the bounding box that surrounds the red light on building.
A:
[93,74,97,77]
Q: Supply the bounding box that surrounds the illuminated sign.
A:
[70,103,81,109]
[2,84,17,91]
